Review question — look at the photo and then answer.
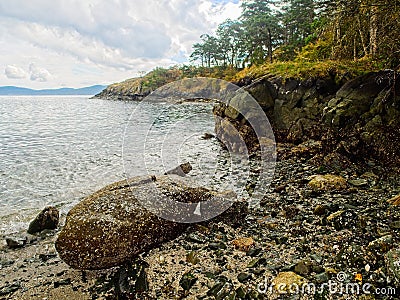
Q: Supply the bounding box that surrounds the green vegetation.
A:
[232,59,384,81]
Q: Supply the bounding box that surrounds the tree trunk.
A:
[353,37,357,61]
[332,14,341,59]
[369,4,378,57]
[268,28,273,63]
[357,16,368,57]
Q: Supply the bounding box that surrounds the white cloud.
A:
[4,65,28,79]
[29,63,52,82]
[0,0,241,88]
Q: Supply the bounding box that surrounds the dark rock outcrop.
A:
[214,71,399,170]
[323,70,400,167]
[27,206,59,234]
[56,175,244,270]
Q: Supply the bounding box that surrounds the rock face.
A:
[214,71,399,168]
[323,70,400,167]
[56,175,242,270]
[27,206,59,234]
[214,76,339,147]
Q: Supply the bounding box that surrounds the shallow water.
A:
[0,96,251,235]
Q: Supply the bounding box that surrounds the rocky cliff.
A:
[214,70,400,172]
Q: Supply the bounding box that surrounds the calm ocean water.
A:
[0,96,235,235]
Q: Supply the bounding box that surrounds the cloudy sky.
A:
[0,0,241,89]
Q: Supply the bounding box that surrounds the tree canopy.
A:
[190,0,400,69]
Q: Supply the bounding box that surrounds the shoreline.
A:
[1,143,399,299]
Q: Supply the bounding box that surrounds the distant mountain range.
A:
[0,85,107,96]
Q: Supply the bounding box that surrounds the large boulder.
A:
[56,175,243,270]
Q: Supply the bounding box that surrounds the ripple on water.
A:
[0,97,231,235]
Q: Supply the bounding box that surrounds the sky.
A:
[0,0,241,89]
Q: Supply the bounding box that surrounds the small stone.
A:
[179,272,197,291]
[202,133,215,140]
[261,221,279,230]
[5,236,27,249]
[326,210,358,230]
[388,194,400,206]
[158,255,165,264]
[165,162,193,176]
[237,272,252,283]
[324,267,338,275]
[207,282,225,297]
[53,278,71,288]
[247,289,260,299]
[274,185,286,193]
[247,258,266,268]
[209,242,227,250]
[272,272,307,293]
[313,205,326,216]
[187,233,206,244]
[308,175,347,191]
[232,237,255,252]
[186,251,199,265]
[361,171,378,180]
[28,206,59,234]
[247,248,262,257]
[327,210,344,222]
[312,265,324,274]
[348,179,368,187]
[310,254,323,264]
[278,264,296,272]
[365,264,371,272]
[235,286,246,298]
[294,260,312,276]
[39,253,58,262]
[368,235,393,252]
[252,268,265,276]
[314,272,329,284]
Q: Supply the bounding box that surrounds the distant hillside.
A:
[0,85,107,96]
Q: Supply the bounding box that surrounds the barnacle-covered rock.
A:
[56,174,242,269]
